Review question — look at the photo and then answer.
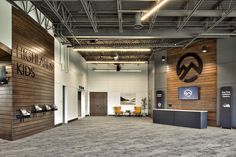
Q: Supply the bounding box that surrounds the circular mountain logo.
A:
[184,89,193,97]
[176,53,203,83]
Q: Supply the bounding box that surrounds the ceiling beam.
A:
[177,0,205,31]
[81,53,151,57]
[117,0,123,32]
[177,0,190,30]
[65,10,236,17]
[148,0,162,33]
[201,0,226,23]
[184,4,236,48]
[212,0,226,9]
[14,0,184,1]
[231,29,236,33]
[119,10,236,17]
[42,0,81,45]
[76,43,184,48]
[64,27,233,38]
[80,0,98,32]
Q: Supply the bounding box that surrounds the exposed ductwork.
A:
[134,12,143,30]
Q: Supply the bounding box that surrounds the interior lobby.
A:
[0,0,236,156]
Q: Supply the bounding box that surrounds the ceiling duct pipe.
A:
[134,12,143,30]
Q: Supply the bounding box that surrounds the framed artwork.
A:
[120,93,136,105]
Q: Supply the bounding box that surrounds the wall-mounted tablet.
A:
[178,86,200,100]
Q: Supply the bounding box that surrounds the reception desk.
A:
[153,109,208,129]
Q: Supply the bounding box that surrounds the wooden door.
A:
[90,92,107,116]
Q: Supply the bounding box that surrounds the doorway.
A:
[90,92,107,116]
[78,91,81,117]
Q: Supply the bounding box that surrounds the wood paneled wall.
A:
[0,55,12,140]
[0,8,54,141]
[0,42,12,140]
[167,40,217,126]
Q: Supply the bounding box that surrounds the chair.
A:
[133,106,141,116]
[114,106,123,116]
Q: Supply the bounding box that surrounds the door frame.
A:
[78,90,82,117]
[62,85,68,123]
[89,92,108,116]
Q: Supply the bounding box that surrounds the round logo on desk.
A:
[184,89,192,97]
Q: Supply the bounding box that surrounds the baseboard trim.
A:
[68,118,78,123]
[55,123,63,127]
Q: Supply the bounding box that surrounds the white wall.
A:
[0,0,12,48]
[88,64,148,115]
[54,39,88,125]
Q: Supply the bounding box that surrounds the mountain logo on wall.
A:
[176,53,203,83]
[184,89,193,97]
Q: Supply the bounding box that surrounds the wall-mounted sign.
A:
[15,45,54,71]
[13,45,54,79]
[176,53,203,83]
[79,85,84,90]
[17,63,35,78]
[220,86,232,129]
[156,90,164,108]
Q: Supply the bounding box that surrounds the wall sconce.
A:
[161,56,166,62]
[202,46,208,53]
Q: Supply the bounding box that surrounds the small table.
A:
[124,110,131,116]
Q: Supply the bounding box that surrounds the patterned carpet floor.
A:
[0,116,236,157]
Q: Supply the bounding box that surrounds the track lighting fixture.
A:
[202,46,208,53]
[161,56,166,62]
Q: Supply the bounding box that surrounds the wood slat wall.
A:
[167,40,217,126]
[0,56,13,140]
[10,8,54,140]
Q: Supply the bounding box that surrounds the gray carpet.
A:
[0,116,236,157]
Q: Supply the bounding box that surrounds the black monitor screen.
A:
[178,86,199,100]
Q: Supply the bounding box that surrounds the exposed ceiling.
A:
[12,0,236,62]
